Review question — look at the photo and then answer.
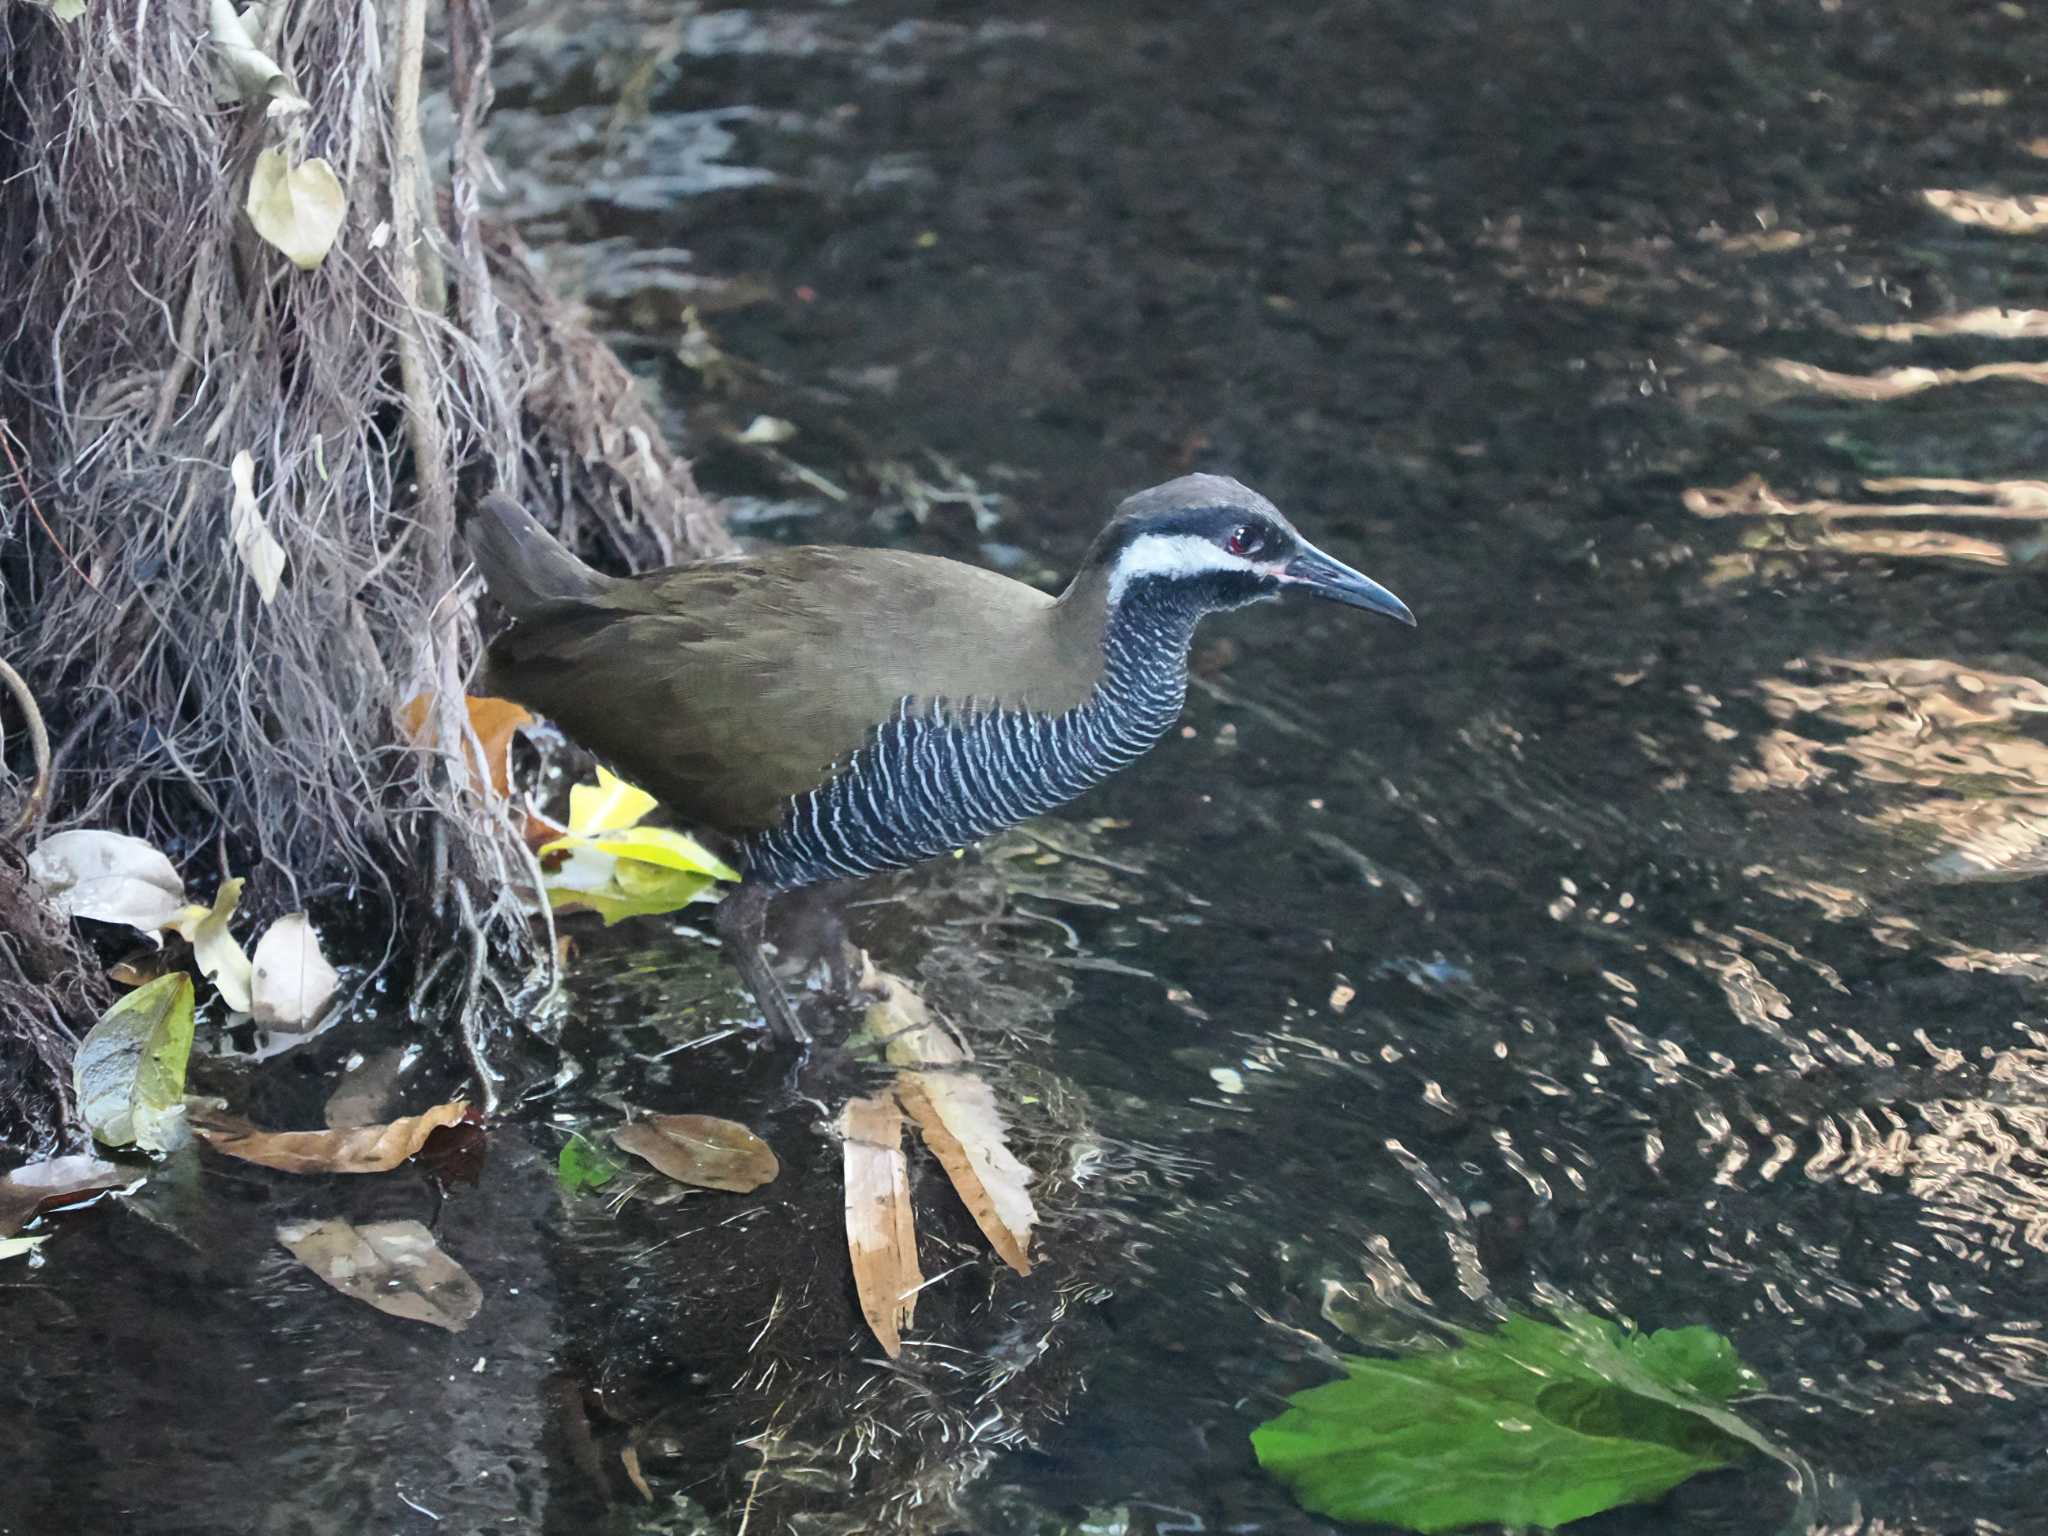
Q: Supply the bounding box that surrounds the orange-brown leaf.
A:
[399,693,533,799]
[841,1094,922,1357]
[895,1070,1034,1276]
[194,1101,474,1174]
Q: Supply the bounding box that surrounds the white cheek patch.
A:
[1106,533,1262,606]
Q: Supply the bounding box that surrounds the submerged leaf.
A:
[167,877,254,1013]
[1250,1311,1768,1533]
[245,149,345,271]
[194,1101,473,1175]
[0,1154,134,1236]
[248,913,339,1029]
[74,974,197,1152]
[841,1095,922,1358]
[557,1133,621,1196]
[612,1114,779,1193]
[894,1070,1035,1276]
[278,1217,481,1331]
[27,829,187,938]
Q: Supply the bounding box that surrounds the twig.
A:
[0,421,95,591]
[0,657,51,840]
[452,881,501,1115]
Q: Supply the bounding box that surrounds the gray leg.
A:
[714,881,810,1047]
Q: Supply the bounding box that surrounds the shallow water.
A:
[12,3,2048,1533]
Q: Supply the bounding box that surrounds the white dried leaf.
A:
[227,451,287,602]
[245,149,346,271]
[27,829,187,938]
[249,913,339,1029]
[208,0,308,115]
[167,877,254,1014]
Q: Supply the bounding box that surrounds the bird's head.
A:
[1079,474,1415,626]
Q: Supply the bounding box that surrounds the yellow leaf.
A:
[558,824,740,882]
[544,873,714,926]
[167,879,253,1014]
[246,148,345,270]
[566,766,658,835]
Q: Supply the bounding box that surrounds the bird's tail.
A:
[466,494,612,620]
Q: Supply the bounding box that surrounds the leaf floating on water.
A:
[74,973,197,1152]
[167,877,254,1013]
[611,1114,779,1194]
[557,1133,621,1197]
[1250,1310,1771,1534]
[27,829,187,939]
[245,148,345,271]
[194,1101,473,1175]
[209,0,310,115]
[566,766,659,835]
[226,450,288,601]
[841,1094,922,1359]
[278,1217,481,1332]
[0,1154,134,1236]
[894,1070,1035,1276]
[248,912,339,1029]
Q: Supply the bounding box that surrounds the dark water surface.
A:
[11,3,2048,1533]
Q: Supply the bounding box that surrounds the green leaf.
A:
[73,973,198,1153]
[557,1133,620,1196]
[1251,1310,1768,1533]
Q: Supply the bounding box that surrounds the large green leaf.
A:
[73,973,197,1152]
[1251,1310,1768,1533]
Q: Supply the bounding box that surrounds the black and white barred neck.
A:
[742,578,1218,891]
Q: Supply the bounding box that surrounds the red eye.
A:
[1227,524,1260,557]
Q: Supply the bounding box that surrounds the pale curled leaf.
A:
[278,1217,480,1331]
[74,974,197,1152]
[27,829,186,937]
[245,149,345,271]
[249,913,339,1028]
[841,1095,922,1358]
[168,877,254,1013]
[208,0,308,115]
[195,1101,471,1174]
[0,1154,132,1237]
[894,1070,1035,1275]
[226,451,287,601]
[612,1114,779,1193]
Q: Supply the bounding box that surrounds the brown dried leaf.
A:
[399,693,534,800]
[278,1217,481,1331]
[895,1070,1036,1276]
[612,1114,779,1193]
[841,1094,922,1358]
[0,1154,133,1237]
[195,1101,473,1174]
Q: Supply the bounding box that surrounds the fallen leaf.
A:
[167,878,254,1013]
[246,148,345,270]
[841,1095,922,1358]
[620,1444,653,1503]
[209,0,309,114]
[612,1114,779,1193]
[278,1217,481,1331]
[74,974,197,1152]
[194,1101,473,1175]
[895,1071,1035,1276]
[249,913,339,1028]
[27,829,187,938]
[399,694,534,801]
[0,1154,133,1236]
[865,965,971,1066]
[736,415,796,445]
[567,766,658,834]
[227,450,287,601]
[0,1236,47,1260]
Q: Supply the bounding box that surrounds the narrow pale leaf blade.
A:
[169,877,254,1013]
[842,1095,922,1358]
[278,1217,480,1331]
[73,973,197,1151]
[227,450,287,600]
[209,0,308,114]
[249,913,340,1028]
[195,1101,472,1175]
[894,1070,1035,1275]
[612,1114,779,1193]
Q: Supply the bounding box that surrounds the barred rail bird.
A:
[470,475,1413,1042]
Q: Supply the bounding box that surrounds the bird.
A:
[468,474,1413,1043]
